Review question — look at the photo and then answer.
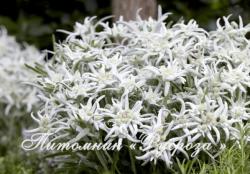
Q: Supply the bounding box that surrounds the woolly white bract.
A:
[26,12,250,167]
[0,27,44,115]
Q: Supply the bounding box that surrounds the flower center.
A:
[117,109,134,123]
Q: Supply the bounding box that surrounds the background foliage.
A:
[0,0,111,49]
[0,0,250,49]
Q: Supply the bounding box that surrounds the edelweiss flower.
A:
[221,63,250,93]
[69,95,105,131]
[227,95,250,120]
[28,103,69,135]
[145,59,186,83]
[65,80,96,98]
[84,65,117,91]
[101,93,152,142]
[118,74,145,93]
[185,97,240,144]
[142,84,163,105]
[138,108,187,167]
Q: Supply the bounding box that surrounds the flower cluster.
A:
[0,27,44,115]
[27,12,250,166]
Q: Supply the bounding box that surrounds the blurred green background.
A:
[0,0,249,50]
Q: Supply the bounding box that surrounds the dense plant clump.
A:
[0,27,46,174]
[26,11,250,167]
[0,27,44,115]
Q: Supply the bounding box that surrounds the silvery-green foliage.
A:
[27,11,250,167]
[0,27,44,115]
